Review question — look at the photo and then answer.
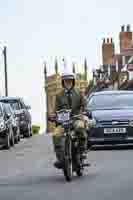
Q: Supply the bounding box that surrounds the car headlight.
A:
[88,118,97,128]
[12,120,16,126]
[129,120,133,127]
[0,121,5,130]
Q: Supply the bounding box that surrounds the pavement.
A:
[0,134,133,200]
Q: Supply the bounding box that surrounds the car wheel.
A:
[24,124,31,138]
[15,128,20,144]
[5,134,10,149]
[18,131,21,142]
[10,128,15,147]
[18,127,21,142]
[15,137,18,144]
[30,126,32,137]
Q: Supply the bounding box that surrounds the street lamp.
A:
[3,46,8,96]
[0,44,8,96]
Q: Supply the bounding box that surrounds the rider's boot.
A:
[54,151,64,169]
[54,160,63,169]
[52,135,65,169]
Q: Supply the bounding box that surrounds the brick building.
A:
[91,24,133,91]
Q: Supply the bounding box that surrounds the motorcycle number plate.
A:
[57,112,70,122]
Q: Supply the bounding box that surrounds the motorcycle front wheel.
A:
[63,134,73,182]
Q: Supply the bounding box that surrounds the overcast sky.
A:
[0,0,132,131]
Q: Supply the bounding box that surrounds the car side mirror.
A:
[84,109,92,119]
[6,113,11,119]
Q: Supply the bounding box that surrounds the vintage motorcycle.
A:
[49,109,90,182]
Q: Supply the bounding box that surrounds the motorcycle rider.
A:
[52,71,88,169]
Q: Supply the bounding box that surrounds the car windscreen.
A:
[0,100,20,111]
[87,93,133,110]
[6,104,14,115]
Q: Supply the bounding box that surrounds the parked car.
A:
[0,102,15,149]
[0,97,32,138]
[4,103,20,143]
[86,90,133,147]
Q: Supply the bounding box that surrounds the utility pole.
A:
[3,46,8,96]
[44,62,48,133]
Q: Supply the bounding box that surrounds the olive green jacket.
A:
[55,88,85,115]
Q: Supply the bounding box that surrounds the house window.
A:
[125,56,131,64]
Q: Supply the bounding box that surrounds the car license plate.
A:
[104,128,126,134]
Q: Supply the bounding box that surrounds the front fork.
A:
[63,130,84,171]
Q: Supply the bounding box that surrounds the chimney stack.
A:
[121,25,124,32]
[102,37,115,65]
[107,38,109,43]
[119,24,132,52]
[127,24,130,32]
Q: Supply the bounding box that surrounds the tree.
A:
[84,58,88,80]
[44,62,47,79]
[72,62,76,74]
[88,79,94,88]
[76,73,86,80]
[55,57,58,74]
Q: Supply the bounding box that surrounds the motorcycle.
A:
[49,109,90,182]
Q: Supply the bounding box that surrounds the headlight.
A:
[88,118,97,128]
[129,120,133,127]
[0,121,5,130]
[12,120,16,126]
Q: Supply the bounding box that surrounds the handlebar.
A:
[48,110,88,122]
[56,109,71,113]
[71,114,82,119]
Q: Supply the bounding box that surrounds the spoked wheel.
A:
[63,135,73,182]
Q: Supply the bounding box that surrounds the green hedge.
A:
[32,125,40,135]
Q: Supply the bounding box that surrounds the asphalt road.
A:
[0,134,133,200]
